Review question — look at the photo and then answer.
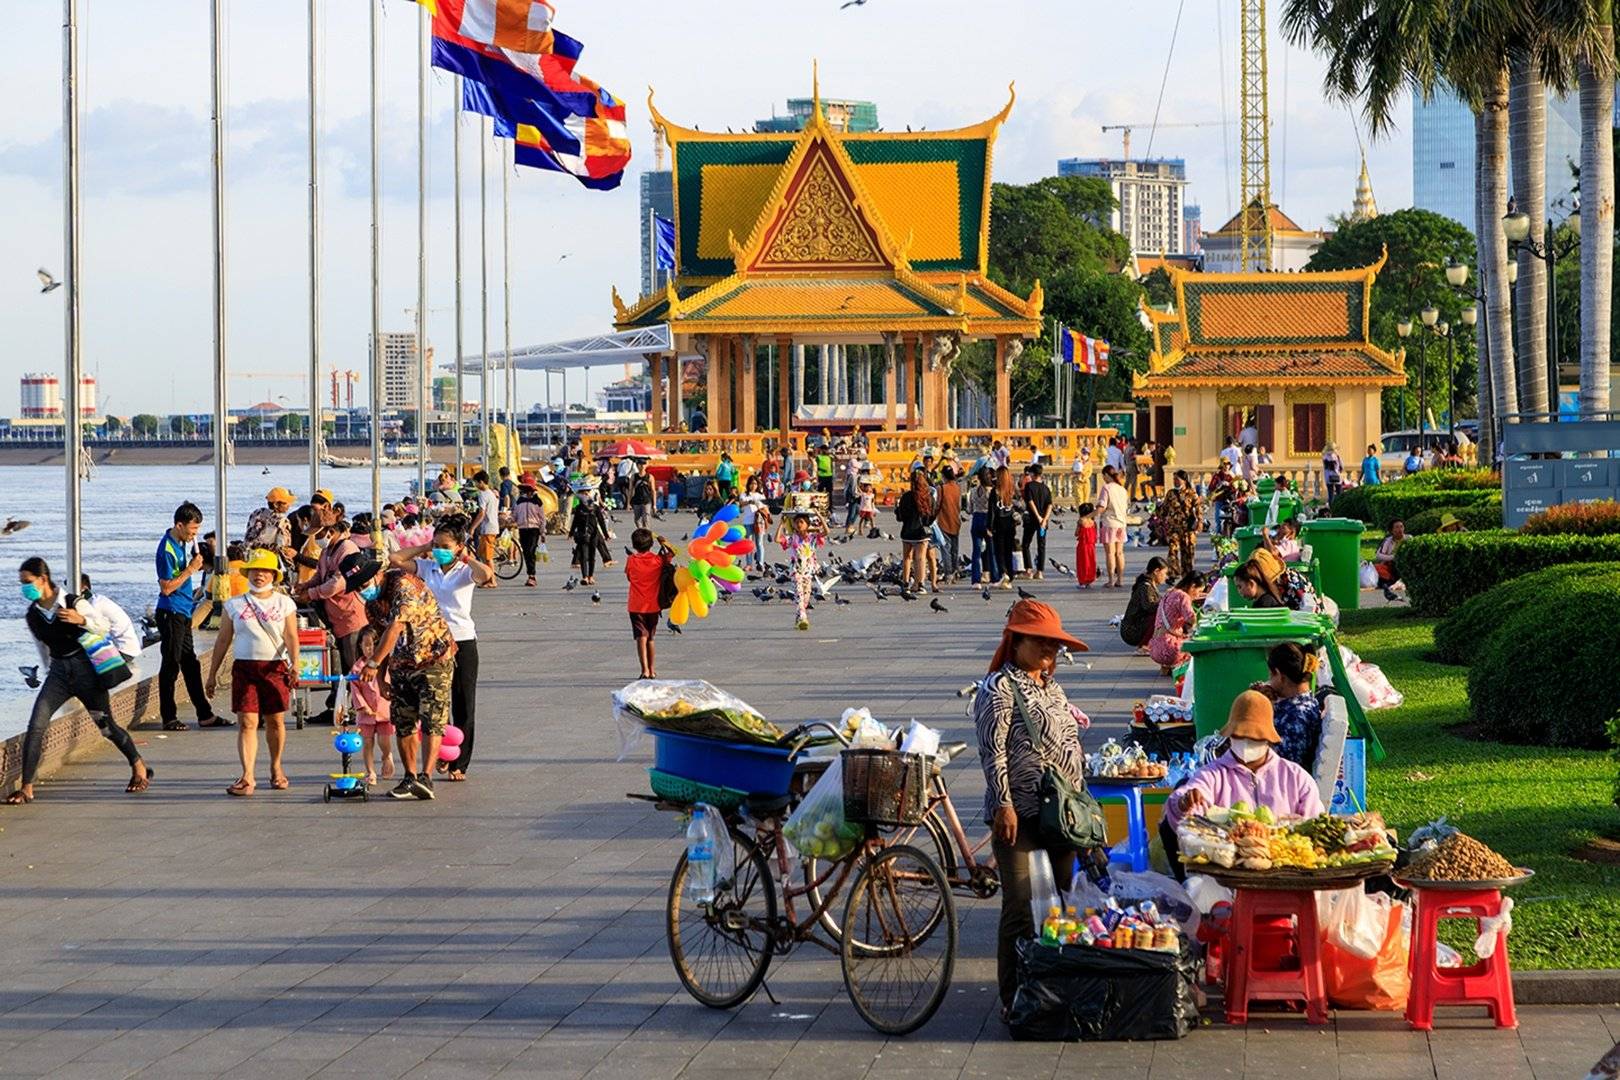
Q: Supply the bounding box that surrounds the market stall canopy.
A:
[597,438,668,459]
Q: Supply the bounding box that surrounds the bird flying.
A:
[37,268,61,293]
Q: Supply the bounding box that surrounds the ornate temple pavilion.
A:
[1133,254,1406,464]
[612,78,1042,434]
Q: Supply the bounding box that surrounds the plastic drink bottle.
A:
[686,807,716,904]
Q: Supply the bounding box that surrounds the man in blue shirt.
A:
[155,501,223,730]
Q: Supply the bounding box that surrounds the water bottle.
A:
[686,807,716,904]
[539,542,550,564]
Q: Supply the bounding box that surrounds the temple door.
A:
[1153,405,1174,446]
[1256,405,1276,454]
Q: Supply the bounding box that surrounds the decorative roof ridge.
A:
[614,282,675,327]
[1165,251,1386,290]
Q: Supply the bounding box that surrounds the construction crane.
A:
[1100,121,1231,162]
[1237,0,1273,271]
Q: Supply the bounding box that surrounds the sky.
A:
[0,0,1414,418]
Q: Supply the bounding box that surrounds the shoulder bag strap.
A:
[1007,678,1049,768]
[241,595,293,662]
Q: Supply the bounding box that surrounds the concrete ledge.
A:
[0,642,221,791]
[1513,969,1620,1004]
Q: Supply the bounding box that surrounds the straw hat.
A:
[1223,690,1281,744]
[240,549,280,574]
[988,599,1088,673]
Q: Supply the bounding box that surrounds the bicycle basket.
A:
[841,749,928,827]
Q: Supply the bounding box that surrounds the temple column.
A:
[994,336,1011,430]
[792,343,805,413]
[778,335,793,437]
[705,339,721,433]
[883,334,898,432]
[903,334,918,430]
[860,348,871,404]
[837,344,848,404]
[648,353,664,434]
[738,337,758,434]
[919,340,938,432]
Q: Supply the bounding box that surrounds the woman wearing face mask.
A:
[9,557,150,804]
[1165,690,1323,832]
[393,523,492,781]
[206,550,301,796]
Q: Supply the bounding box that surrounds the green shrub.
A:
[1329,471,1498,524]
[1522,500,1620,537]
[1430,469,1500,491]
[1467,575,1620,748]
[1432,561,1620,664]
[1406,500,1505,535]
[1394,530,1620,614]
[1365,487,1499,530]
[1609,714,1620,807]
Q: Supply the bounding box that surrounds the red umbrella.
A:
[599,438,667,459]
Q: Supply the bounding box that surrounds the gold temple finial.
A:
[812,60,823,125]
[611,285,629,322]
[1026,278,1045,319]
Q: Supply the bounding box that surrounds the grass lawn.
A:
[1336,607,1620,970]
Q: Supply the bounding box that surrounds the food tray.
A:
[1395,868,1535,891]
[1085,774,1172,788]
[1207,860,1395,891]
[646,768,748,813]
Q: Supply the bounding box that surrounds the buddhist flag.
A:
[422,0,559,56]
[1056,325,1109,375]
[463,80,629,190]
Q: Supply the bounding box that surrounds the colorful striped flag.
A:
[1056,325,1110,375]
[463,80,629,190]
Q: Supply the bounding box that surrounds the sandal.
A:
[198,716,235,728]
[126,766,154,794]
[446,771,467,782]
[4,790,33,805]
[364,771,378,786]
[270,775,290,791]
[162,719,188,732]
[226,779,255,797]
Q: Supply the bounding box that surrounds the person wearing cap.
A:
[1165,689,1324,831]
[206,550,301,796]
[245,487,297,563]
[974,599,1091,1014]
[295,515,368,725]
[512,473,550,586]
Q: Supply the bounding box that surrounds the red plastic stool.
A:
[1224,887,1329,1025]
[1201,905,1294,988]
[1405,886,1517,1031]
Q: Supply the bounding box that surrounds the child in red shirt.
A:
[624,528,675,679]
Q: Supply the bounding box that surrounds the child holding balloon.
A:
[349,627,396,786]
[625,529,675,679]
[776,510,828,630]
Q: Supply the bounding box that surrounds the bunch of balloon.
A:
[668,504,755,626]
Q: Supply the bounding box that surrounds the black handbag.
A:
[1012,683,1108,849]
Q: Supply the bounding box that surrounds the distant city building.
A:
[1057,157,1189,255]
[755,97,879,134]
[639,169,674,298]
[1198,203,1325,273]
[1182,203,1202,255]
[19,373,96,420]
[373,332,431,411]
[1413,83,1582,227]
[597,376,650,416]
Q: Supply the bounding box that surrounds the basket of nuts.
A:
[1395,831,1533,890]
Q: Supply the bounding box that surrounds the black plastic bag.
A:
[1007,937,1198,1041]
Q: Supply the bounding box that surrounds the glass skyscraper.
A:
[1412,85,1583,228]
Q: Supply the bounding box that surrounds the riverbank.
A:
[0,444,471,467]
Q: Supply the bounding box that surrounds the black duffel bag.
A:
[1007,936,1198,1042]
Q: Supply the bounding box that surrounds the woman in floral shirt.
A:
[366,568,457,801]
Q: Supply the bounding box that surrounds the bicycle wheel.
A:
[839,843,956,1036]
[666,826,776,1009]
[807,811,953,940]
[493,532,524,580]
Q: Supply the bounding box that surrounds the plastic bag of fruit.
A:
[782,758,862,862]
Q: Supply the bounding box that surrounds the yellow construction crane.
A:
[1099,121,1231,162]
[1237,0,1273,271]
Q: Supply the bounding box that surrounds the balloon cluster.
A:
[669,503,756,626]
[438,724,465,763]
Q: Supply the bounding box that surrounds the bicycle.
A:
[491,525,525,581]
[642,723,957,1036]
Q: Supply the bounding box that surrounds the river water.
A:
[0,464,422,740]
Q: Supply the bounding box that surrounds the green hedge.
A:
[1394,530,1620,614]
[1432,562,1620,664]
[1467,575,1620,748]
[1329,470,1498,524]
[1365,487,1499,530]
[1405,500,1504,536]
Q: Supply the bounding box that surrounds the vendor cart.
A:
[291,625,334,730]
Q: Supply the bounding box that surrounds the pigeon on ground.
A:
[561,577,578,591]
[929,598,948,614]
[1017,586,1037,600]
[19,665,40,689]
[669,622,683,634]
[680,533,688,541]
[981,586,992,601]
[591,591,601,604]
[833,595,851,606]
[1049,558,1073,577]
[871,586,888,601]
[898,588,917,602]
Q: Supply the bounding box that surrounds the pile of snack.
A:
[1404,830,1517,881]
[1176,806,1396,872]
[1132,695,1194,728]
[614,679,784,746]
[1039,897,1180,952]
[1087,738,1169,780]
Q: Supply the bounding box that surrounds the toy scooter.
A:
[320,674,368,803]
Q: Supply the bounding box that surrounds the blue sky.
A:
[0,0,1414,416]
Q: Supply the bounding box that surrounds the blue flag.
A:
[654,215,676,271]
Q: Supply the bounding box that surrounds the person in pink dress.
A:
[1073,502,1097,589]
[349,626,396,786]
[1148,572,1209,672]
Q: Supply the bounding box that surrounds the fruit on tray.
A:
[1268,831,1318,869]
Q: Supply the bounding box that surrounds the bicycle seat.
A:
[941,742,970,763]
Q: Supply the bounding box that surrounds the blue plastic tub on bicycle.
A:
[651,729,796,798]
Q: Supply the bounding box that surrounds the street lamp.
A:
[1435,320,1451,451]
[1503,195,1577,420]
[1448,261,1489,457]
[1395,318,1413,430]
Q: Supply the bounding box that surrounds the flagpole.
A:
[416,1,428,500]
[453,79,465,481]
[209,0,229,587]
[502,137,512,467]
[62,0,83,591]
[479,117,490,469]
[368,0,382,526]
[307,0,322,499]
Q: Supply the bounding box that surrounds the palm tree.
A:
[1578,0,1615,419]
[1508,47,1550,415]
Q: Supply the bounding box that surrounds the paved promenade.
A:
[0,531,1615,1079]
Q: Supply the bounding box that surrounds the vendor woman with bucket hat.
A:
[1165,690,1324,830]
[973,599,1091,1016]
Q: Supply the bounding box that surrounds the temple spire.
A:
[1352,154,1378,221]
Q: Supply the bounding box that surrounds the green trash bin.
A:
[1183,610,1332,738]
[1234,525,1264,563]
[1246,491,1301,524]
[1301,517,1365,611]
[1253,476,1277,500]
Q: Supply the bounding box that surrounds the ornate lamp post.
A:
[1503,199,1579,421]
[1395,317,1413,430]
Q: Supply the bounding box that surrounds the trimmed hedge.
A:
[1394,530,1620,614]
[1432,562,1620,664]
[1467,574,1620,748]
[1365,487,1499,530]
[1406,500,1504,536]
[1329,469,1499,524]
[1522,500,1620,536]
[1429,469,1501,491]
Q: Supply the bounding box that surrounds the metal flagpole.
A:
[416,2,428,499]
[502,139,512,467]
[307,0,321,499]
[62,0,83,591]
[453,79,464,480]
[209,0,229,585]
[368,0,382,525]
[479,118,490,467]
